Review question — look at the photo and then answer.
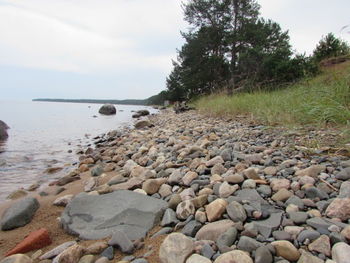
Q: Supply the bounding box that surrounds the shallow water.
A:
[0,100,155,202]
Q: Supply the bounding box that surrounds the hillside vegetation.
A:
[194,59,350,129]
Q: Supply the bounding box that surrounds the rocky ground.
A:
[1,109,350,263]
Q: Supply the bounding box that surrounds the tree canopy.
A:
[149,0,350,105]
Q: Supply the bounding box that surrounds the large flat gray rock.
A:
[61,190,168,240]
[1,197,39,230]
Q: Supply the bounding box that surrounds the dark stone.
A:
[287,212,308,225]
[237,236,262,252]
[1,197,39,230]
[329,232,346,245]
[253,212,283,238]
[306,217,348,230]
[257,185,272,197]
[132,110,150,118]
[108,230,135,254]
[305,187,328,200]
[272,231,292,241]
[297,230,320,243]
[226,201,247,222]
[181,220,202,237]
[151,227,173,238]
[91,166,104,177]
[101,246,114,260]
[99,104,116,115]
[255,246,273,263]
[201,243,215,259]
[234,189,268,205]
[161,208,179,227]
[57,176,80,186]
[0,120,9,141]
[216,227,237,253]
[335,168,350,180]
[285,195,304,210]
[131,259,148,263]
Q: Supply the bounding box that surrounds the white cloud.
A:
[259,0,350,55]
[0,0,186,73]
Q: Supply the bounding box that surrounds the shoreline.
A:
[0,109,349,262]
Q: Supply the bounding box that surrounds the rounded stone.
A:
[271,241,300,262]
[226,201,247,222]
[0,254,32,263]
[214,250,253,263]
[332,242,350,263]
[206,199,228,222]
[176,200,195,220]
[186,254,211,263]
[159,233,194,263]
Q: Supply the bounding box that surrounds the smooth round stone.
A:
[288,212,308,224]
[224,174,244,184]
[257,185,272,197]
[332,242,350,263]
[175,199,196,218]
[216,227,237,252]
[297,230,320,243]
[226,201,247,222]
[181,220,202,237]
[255,246,273,263]
[206,199,227,222]
[237,236,262,253]
[0,254,32,263]
[213,250,253,263]
[271,241,301,262]
[186,254,211,263]
[242,179,256,189]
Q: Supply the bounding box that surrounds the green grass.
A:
[194,61,350,127]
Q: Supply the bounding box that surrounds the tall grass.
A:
[194,61,350,127]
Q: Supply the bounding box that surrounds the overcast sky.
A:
[0,0,349,100]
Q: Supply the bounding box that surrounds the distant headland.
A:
[32,98,148,105]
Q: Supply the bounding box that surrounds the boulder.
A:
[60,190,168,240]
[0,120,9,140]
[135,119,152,129]
[1,197,40,230]
[98,104,116,115]
[132,110,150,118]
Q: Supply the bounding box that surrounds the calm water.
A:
[0,100,155,202]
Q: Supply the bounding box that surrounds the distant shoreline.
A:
[32,98,148,106]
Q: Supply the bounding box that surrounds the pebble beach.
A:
[1,108,350,263]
